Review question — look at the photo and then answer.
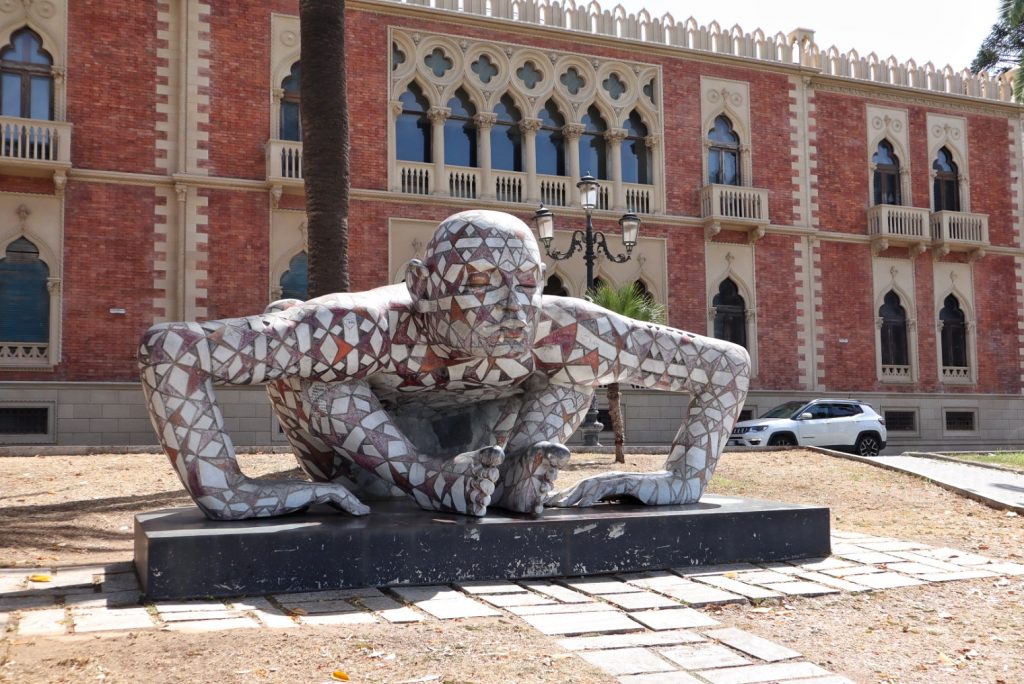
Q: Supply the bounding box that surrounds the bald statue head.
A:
[406,210,544,359]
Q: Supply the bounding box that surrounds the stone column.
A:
[520,118,542,204]
[428,106,450,196]
[475,112,497,200]
[645,133,662,213]
[563,123,585,186]
[607,128,628,211]
[389,100,403,193]
[271,87,284,139]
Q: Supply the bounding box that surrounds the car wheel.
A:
[855,433,881,457]
[768,434,797,447]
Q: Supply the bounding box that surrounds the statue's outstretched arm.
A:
[138,303,387,520]
[537,301,751,507]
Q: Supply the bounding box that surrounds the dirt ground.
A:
[1,449,1022,683]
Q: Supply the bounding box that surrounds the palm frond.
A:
[587,282,666,324]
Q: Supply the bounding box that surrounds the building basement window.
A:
[884,410,916,432]
[0,406,48,434]
[944,410,976,432]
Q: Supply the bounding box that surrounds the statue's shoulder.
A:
[540,294,592,319]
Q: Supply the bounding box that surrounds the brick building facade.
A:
[1,0,1022,451]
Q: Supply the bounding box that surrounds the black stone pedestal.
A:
[134,496,830,600]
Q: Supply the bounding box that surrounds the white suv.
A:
[728,399,887,456]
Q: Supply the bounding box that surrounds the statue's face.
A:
[420,211,543,359]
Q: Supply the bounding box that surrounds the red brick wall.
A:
[67,2,158,174]
[202,189,269,320]
[812,92,868,233]
[751,234,800,389]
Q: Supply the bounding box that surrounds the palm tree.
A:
[299,0,349,297]
[588,282,666,463]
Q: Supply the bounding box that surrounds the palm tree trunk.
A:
[607,382,625,463]
[299,0,349,297]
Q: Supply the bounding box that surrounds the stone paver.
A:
[736,570,797,585]
[559,577,642,595]
[618,673,706,684]
[275,587,384,602]
[478,592,556,608]
[658,581,745,607]
[454,581,526,594]
[232,597,298,628]
[699,660,834,684]
[599,591,679,610]
[356,596,423,623]
[16,608,66,636]
[630,608,719,631]
[298,612,377,626]
[164,616,262,631]
[73,607,157,633]
[658,642,749,669]
[153,601,228,613]
[66,591,141,608]
[793,571,871,593]
[389,586,460,603]
[674,563,759,576]
[508,602,613,616]
[279,599,359,615]
[793,558,854,572]
[520,610,641,636]
[0,595,56,611]
[834,551,904,564]
[842,572,923,590]
[919,570,998,582]
[872,455,1024,512]
[578,647,678,676]
[758,581,837,597]
[980,562,1024,576]
[693,576,781,600]
[159,609,244,622]
[520,581,594,603]
[414,596,500,619]
[558,629,705,651]
[704,627,801,662]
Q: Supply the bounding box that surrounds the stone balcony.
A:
[867,204,930,254]
[930,210,989,258]
[265,139,303,189]
[0,116,72,177]
[700,184,769,241]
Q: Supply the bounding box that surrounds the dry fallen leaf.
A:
[27,574,53,583]
[723,571,738,578]
[289,607,308,616]
[330,670,350,681]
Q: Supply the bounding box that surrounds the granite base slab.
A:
[134,495,830,600]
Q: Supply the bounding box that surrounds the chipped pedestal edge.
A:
[134,496,830,600]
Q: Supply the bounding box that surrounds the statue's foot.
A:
[409,446,504,517]
[495,441,570,515]
[199,478,371,520]
[545,471,692,508]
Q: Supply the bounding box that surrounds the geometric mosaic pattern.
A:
[139,210,750,520]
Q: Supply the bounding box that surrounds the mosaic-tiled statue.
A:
[139,210,750,520]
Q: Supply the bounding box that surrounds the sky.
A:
[614,0,1001,72]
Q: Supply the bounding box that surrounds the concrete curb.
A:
[902,451,1024,475]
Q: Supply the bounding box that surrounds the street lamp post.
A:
[532,174,641,446]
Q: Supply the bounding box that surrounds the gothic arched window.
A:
[707,116,740,186]
[280,252,308,301]
[0,28,53,120]
[621,110,650,184]
[933,147,960,212]
[939,294,967,368]
[0,237,49,343]
[279,62,301,141]
[396,82,431,163]
[713,278,746,348]
[444,88,477,168]
[579,105,608,180]
[536,100,565,176]
[491,94,522,172]
[879,290,908,366]
[543,274,569,297]
[873,140,902,206]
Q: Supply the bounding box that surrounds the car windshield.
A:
[759,401,807,419]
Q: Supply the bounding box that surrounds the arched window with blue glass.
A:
[491,94,522,172]
[444,88,477,168]
[579,105,608,180]
[621,110,650,185]
[932,147,960,212]
[396,82,431,163]
[279,252,308,301]
[279,62,301,141]
[0,237,49,344]
[0,28,53,121]
[707,115,740,186]
[872,140,902,206]
[536,99,565,177]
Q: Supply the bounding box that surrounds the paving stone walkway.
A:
[2,531,1022,683]
[871,454,1024,513]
